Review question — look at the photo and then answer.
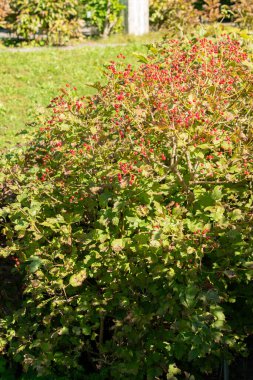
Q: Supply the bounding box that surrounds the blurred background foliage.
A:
[0,0,253,44]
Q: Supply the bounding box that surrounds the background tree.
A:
[81,0,125,37]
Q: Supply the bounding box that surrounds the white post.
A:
[126,0,149,36]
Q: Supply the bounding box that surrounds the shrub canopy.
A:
[0,36,253,379]
[7,0,80,44]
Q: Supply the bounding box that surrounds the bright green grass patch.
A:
[0,42,149,149]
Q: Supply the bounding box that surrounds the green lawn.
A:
[0,39,152,149]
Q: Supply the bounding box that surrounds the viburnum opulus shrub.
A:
[0,36,253,379]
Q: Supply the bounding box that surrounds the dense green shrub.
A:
[4,0,124,43]
[0,357,69,380]
[149,1,238,29]
[149,0,232,30]
[150,0,200,32]
[232,0,253,29]
[80,0,125,37]
[7,0,80,44]
[0,36,253,379]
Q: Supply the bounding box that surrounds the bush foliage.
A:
[0,36,253,379]
[232,0,253,29]
[149,0,253,30]
[2,1,253,44]
[5,0,125,43]
[7,0,80,44]
[81,0,125,38]
[149,0,200,32]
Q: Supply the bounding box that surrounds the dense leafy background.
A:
[1,1,253,43]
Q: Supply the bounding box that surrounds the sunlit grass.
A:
[0,34,165,149]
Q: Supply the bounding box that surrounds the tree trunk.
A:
[126,0,149,36]
[102,0,114,38]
